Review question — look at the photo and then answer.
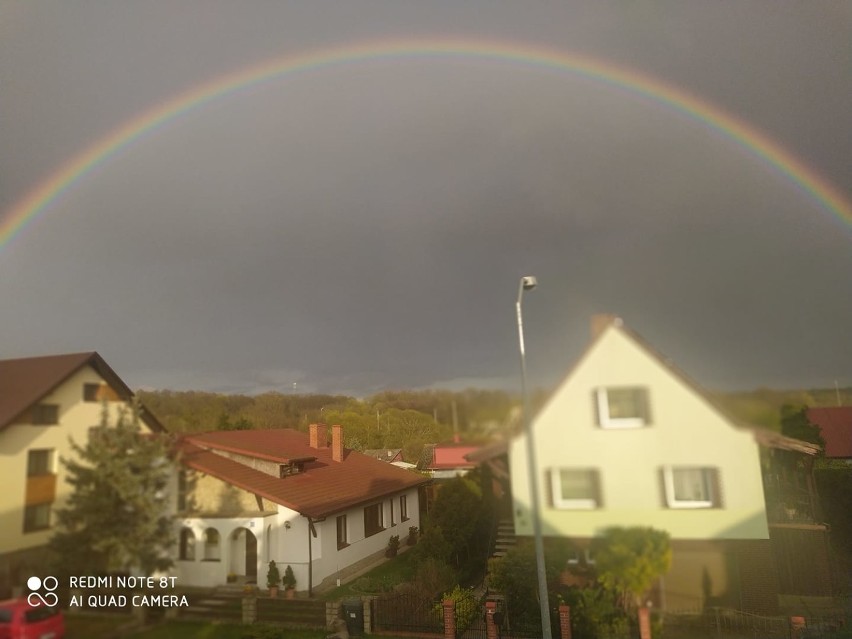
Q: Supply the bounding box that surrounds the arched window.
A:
[203,528,220,561]
[179,528,196,561]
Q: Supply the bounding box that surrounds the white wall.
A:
[173,487,421,590]
[511,325,769,541]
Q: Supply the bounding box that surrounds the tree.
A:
[592,527,671,610]
[49,401,174,576]
[780,404,825,448]
[414,476,490,571]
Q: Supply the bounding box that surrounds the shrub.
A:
[266,561,280,589]
[435,585,479,633]
[386,535,401,557]
[412,557,458,598]
[282,565,296,590]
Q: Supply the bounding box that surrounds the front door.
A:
[245,530,257,580]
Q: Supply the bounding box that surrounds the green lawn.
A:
[321,549,416,600]
[127,620,416,639]
[64,612,135,638]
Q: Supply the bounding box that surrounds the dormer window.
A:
[279,462,305,477]
[595,387,650,429]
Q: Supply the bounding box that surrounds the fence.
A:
[371,591,444,635]
[661,607,848,639]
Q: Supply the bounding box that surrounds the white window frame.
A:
[550,468,599,510]
[595,388,648,429]
[566,549,596,566]
[663,467,715,509]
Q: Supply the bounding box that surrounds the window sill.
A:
[553,502,598,510]
[337,542,350,551]
[666,502,715,509]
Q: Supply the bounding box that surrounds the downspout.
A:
[307,517,319,596]
[307,516,313,597]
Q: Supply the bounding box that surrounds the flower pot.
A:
[269,586,279,598]
[285,587,295,599]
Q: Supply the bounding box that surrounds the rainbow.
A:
[2,37,850,249]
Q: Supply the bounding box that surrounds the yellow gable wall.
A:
[510,325,769,540]
[0,366,154,555]
[184,470,270,515]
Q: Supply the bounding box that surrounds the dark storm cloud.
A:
[0,1,849,395]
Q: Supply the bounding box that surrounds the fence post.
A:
[443,598,456,639]
[485,601,498,639]
[241,595,257,625]
[363,597,372,634]
[637,606,651,639]
[558,604,572,639]
[790,616,806,639]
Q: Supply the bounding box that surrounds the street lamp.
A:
[516,275,552,639]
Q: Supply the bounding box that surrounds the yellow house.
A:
[508,316,814,613]
[0,352,164,598]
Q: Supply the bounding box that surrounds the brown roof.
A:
[807,407,852,458]
[179,429,429,519]
[0,352,164,432]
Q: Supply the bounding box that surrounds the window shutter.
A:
[710,468,723,508]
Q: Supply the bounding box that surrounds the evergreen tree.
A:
[50,401,174,576]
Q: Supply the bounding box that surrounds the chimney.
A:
[309,423,327,449]
[590,314,621,340]
[332,424,344,462]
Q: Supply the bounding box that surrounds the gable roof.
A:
[0,352,164,432]
[178,429,429,519]
[471,316,821,460]
[807,407,852,458]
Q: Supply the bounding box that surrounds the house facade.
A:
[0,352,163,598]
[508,317,825,613]
[174,424,427,593]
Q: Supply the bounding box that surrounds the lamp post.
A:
[516,275,552,639]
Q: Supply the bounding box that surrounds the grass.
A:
[321,548,417,600]
[64,612,135,638]
[125,620,418,639]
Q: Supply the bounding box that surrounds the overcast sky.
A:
[1,2,850,396]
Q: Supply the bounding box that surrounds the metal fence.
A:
[661,607,848,639]
[371,591,443,635]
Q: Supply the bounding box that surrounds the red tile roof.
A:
[0,352,164,432]
[807,407,852,458]
[179,429,429,519]
[428,444,479,470]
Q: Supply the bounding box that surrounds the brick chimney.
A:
[332,424,344,462]
[309,423,327,449]
[590,314,621,340]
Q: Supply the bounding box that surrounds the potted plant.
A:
[386,534,400,558]
[226,572,237,584]
[266,561,281,598]
[283,565,296,599]
[406,526,418,546]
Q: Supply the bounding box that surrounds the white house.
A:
[174,424,427,594]
[506,315,828,613]
[0,352,164,598]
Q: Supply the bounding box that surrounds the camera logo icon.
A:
[26,576,59,607]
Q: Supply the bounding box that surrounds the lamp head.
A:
[521,276,538,291]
